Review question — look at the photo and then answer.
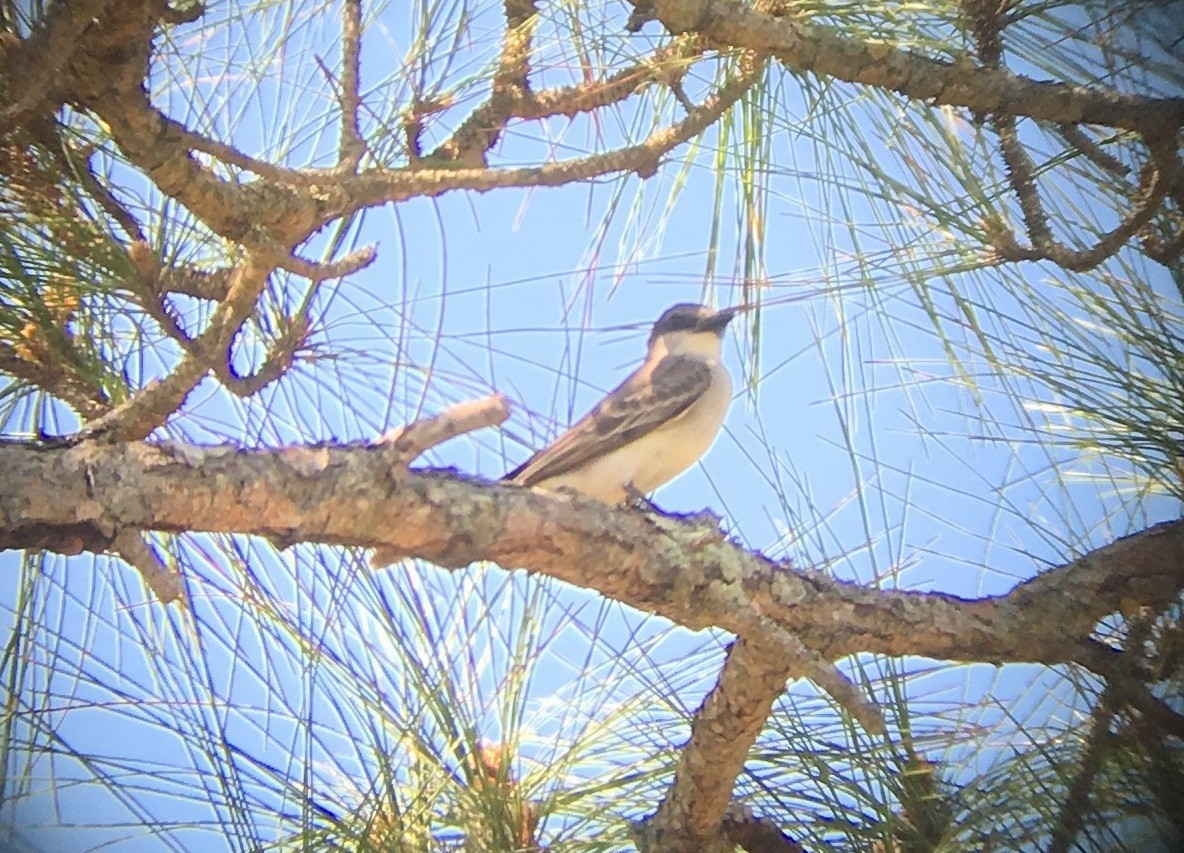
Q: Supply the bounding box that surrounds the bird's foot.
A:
[623,483,661,513]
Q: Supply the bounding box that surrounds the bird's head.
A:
[648,303,742,358]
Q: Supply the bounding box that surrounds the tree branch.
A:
[339,52,765,213]
[720,804,803,853]
[60,142,147,243]
[0,345,111,422]
[213,314,310,399]
[514,38,707,122]
[1048,616,1157,853]
[428,0,540,167]
[1058,125,1130,178]
[75,254,274,440]
[334,0,366,172]
[0,0,117,136]
[375,394,512,464]
[110,528,184,604]
[638,637,807,852]
[2,440,1180,674]
[988,118,1174,271]
[126,244,235,302]
[640,0,1184,134]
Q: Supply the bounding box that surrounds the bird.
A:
[504,302,741,505]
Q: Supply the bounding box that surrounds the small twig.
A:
[427,0,539,166]
[377,394,511,463]
[60,143,146,242]
[126,244,237,340]
[139,290,193,347]
[0,345,112,421]
[1141,223,1184,266]
[1140,139,1184,265]
[1058,124,1130,177]
[961,0,1008,69]
[83,231,369,441]
[370,395,512,569]
[262,239,377,282]
[180,121,325,186]
[626,51,765,179]
[76,255,274,441]
[216,314,310,398]
[1069,155,1169,268]
[330,51,764,218]
[125,248,196,347]
[336,0,366,171]
[111,528,184,604]
[989,136,1171,271]
[515,38,705,121]
[495,0,537,94]
[995,115,1054,250]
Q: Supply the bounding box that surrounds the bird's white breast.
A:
[537,359,732,503]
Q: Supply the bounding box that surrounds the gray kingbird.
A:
[504,303,741,504]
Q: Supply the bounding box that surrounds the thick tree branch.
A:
[2,440,1181,673]
[720,803,803,853]
[9,1,323,251]
[637,637,802,853]
[93,88,326,247]
[0,2,305,252]
[640,0,1184,134]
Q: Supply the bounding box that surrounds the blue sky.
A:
[1,1,1180,849]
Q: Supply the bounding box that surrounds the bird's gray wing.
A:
[505,354,712,485]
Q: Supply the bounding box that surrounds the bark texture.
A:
[3,439,1180,670]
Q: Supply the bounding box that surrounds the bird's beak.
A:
[697,305,746,332]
